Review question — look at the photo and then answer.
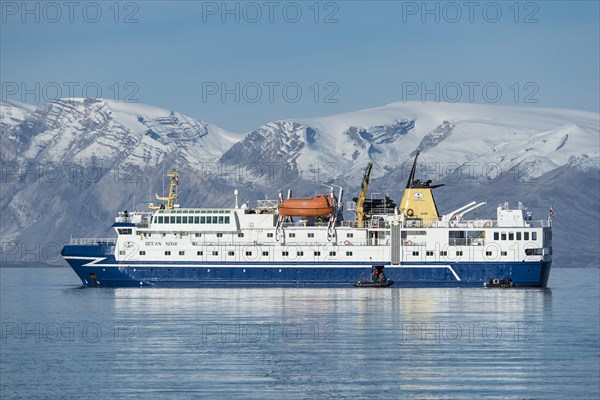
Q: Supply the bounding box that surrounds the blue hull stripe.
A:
[64,256,552,288]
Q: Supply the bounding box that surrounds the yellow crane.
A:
[356,162,373,228]
[149,168,179,210]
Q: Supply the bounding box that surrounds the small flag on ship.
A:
[175,176,179,185]
[549,207,554,218]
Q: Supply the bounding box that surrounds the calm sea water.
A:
[1,267,598,400]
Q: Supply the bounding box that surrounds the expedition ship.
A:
[61,153,553,287]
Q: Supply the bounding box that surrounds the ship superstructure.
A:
[62,153,553,287]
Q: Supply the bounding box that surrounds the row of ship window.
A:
[138,232,355,238]
[494,232,537,241]
[129,250,512,257]
[153,216,231,224]
[132,250,355,257]
[415,250,508,256]
[156,209,231,214]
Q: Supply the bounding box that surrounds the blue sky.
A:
[2,1,599,132]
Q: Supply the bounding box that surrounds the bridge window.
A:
[509,232,514,240]
[118,229,132,235]
[516,232,522,240]
[532,232,537,240]
[493,232,499,240]
[219,216,224,224]
[176,217,182,224]
[501,232,506,240]
[158,216,164,223]
[201,217,206,224]
[449,231,484,246]
[170,216,176,223]
[182,217,188,223]
[524,232,529,240]
[225,217,230,223]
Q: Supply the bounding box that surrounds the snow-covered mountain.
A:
[225,101,598,182]
[1,99,598,267]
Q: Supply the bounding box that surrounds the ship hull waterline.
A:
[63,255,552,288]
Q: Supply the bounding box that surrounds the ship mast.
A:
[149,169,179,210]
[356,162,373,228]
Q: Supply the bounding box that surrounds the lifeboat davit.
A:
[278,195,334,217]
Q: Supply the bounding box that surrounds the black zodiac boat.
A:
[354,279,395,288]
[484,278,515,288]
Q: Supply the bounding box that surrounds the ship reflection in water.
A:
[106,283,581,399]
[2,267,597,399]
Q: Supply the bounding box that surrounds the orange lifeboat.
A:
[278,195,334,217]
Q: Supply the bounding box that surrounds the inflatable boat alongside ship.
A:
[61,152,553,288]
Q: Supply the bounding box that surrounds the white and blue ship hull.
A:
[62,244,551,288]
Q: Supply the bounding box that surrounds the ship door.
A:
[370,231,378,246]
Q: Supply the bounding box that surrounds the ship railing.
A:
[338,220,391,229]
[256,200,279,210]
[426,219,551,229]
[69,238,117,245]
